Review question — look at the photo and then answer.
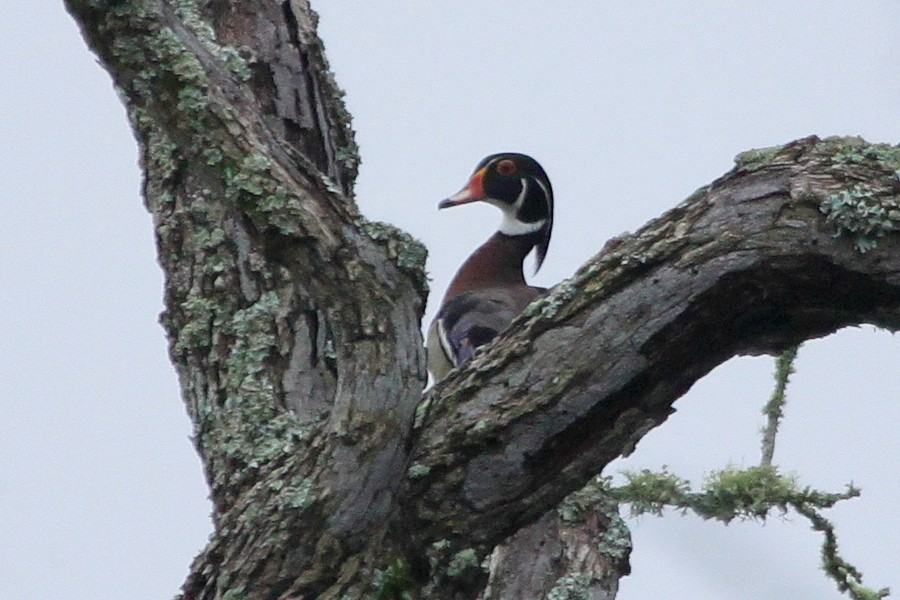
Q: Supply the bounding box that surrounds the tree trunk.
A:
[64,1,900,598]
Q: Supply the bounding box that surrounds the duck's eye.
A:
[496,159,517,176]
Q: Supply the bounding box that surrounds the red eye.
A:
[496,159,517,176]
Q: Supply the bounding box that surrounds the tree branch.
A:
[406,136,900,568]
[64,1,900,597]
[65,1,428,597]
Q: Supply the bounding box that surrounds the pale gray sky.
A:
[1,2,898,599]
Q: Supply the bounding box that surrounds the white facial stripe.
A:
[488,177,547,236]
[533,177,549,205]
[514,178,528,209]
[533,176,552,230]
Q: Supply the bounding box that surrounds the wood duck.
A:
[427,153,554,381]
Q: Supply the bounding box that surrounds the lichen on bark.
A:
[63,1,900,598]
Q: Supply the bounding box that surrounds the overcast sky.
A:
[2,2,898,599]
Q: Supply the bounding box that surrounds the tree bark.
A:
[64,1,900,598]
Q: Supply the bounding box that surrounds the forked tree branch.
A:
[64,0,900,597]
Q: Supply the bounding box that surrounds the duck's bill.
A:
[438,167,486,209]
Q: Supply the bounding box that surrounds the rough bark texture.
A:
[64,1,900,599]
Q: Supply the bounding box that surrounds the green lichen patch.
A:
[372,557,414,600]
[859,143,900,172]
[734,144,789,171]
[94,0,322,239]
[358,218,429,294]
[172,0,251,81]
[278,476,315,510]
[359,219,428,271]
[694,465,798,522]
[822,136,871,164]
[143,125,181,181]
[174,294,218,354]
[188,287,313,488]
[521,276,579,321]
[446,548,480,578]
[421,539,484,591]
[820,185,899,252]
[547,572,590,600]
[809,138,900,252]
[822,136,900,171]
[334,144,361,189]
[221,291,281,394]
[596,503,633,561]
[406,463,431,479]
[558,477,632,561]
[612,467,692,517]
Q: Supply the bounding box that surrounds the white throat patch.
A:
[492,177,546,235]
[499,210,546,235]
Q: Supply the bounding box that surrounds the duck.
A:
[427,152,554,381]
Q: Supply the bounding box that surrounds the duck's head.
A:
[439,152,554,272]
